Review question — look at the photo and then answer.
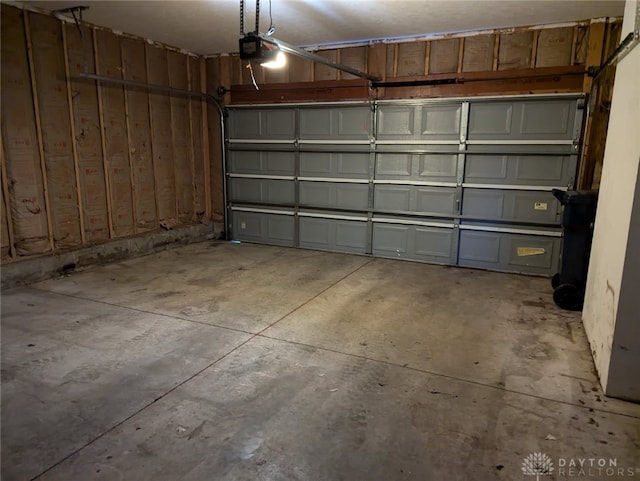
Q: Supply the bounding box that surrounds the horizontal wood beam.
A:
[230,66,585,104]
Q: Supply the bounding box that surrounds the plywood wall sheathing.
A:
[29,12,82,249]
[189,58,206,220]
[396,42,426,77]
[536,27,573,67]
[288,55,313,83]
[429,38,460,74]
[146,44,177,222]
[462,35,494,72]
[1,6,51,255]
[167,51,195,223]
[339,46,367,80]
[65,23,110,242]
[121,37,157,232]
[95,29,134,237]
[498,31,533,70]
[314,50,339,81]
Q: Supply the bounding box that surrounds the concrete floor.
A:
[2,241,639,481]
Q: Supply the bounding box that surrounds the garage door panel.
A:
[300,152,369,178]
[462,190,505,219]
[336,184,370,210]
[459,228,560,275]
[299,182,332,206]
[229,151,295,176]
[376,153,413,177]
[230,109,295,140]
[468,103,513,136]
[376,153,457,182]
[465,154,573,186]
[420,104,461,139]
[462,189,560,224]
[415,187,457,215]
[418,154,458,180]
[300,216,367,253]
[300,106,371,140]
[377,106,415,139]
[512,191,560,224]
[465,155,508,180]
[468,99,576,140]
[229,178,295,205]
[415,227,453,258]
[520,101,570,136]
[300,182,369,210]
[374,185,412,211]
[300,217,331,245]
[268,216,296,243]
[372,220,455,263]
[227,95,582,274]
[458,231,501,263]
[336,222,367,250]
[232,210,295,246]
[374,184,456,216]
[372,224,408,254]
[509,236,557,269]
[513,156,567,183]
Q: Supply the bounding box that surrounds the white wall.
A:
[582,0,640,400]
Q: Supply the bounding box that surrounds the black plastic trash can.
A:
[551,189,598,311]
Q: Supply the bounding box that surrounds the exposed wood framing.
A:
[61,21,86,244]
[424,42,431,75]
[232,79,370,104]
[582,21,606,92]
[220,55,232,105]
[0,136,16,259]
[92,28,115,238]
[200,56,211,221]
[492,35,500,70]
[23,12,54,251]
[393,44,399,77]
[530,30,539,68]
[232,66,584,103]
[120,40,138,232]
[570,26,579,64]
[144,42,161,223]
[186,56,197,221]
[577,21,607,189]
[457,38,465,73]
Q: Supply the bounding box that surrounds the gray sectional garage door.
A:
[227,94,584,275]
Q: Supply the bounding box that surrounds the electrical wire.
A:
[248,62,259,90]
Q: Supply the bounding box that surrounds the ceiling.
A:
[17,0,625,55]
